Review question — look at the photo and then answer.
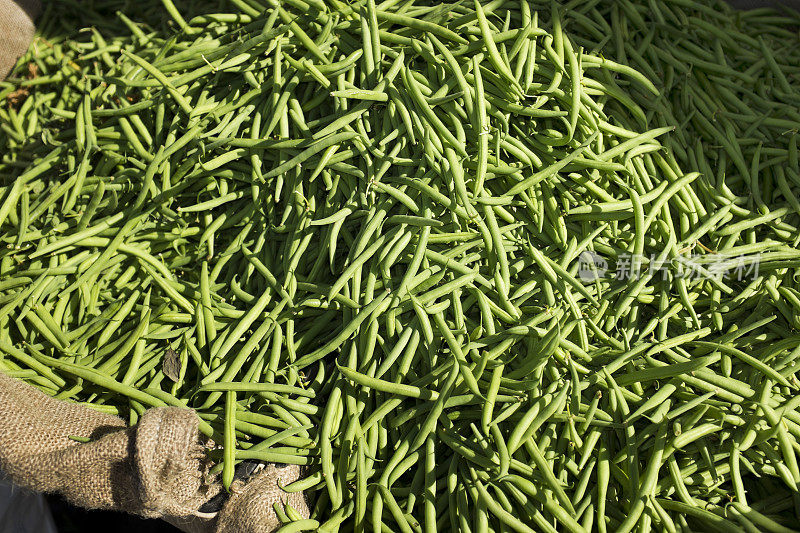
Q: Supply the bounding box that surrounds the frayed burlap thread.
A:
[0,0,40,79]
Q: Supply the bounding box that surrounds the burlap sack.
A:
[0,371,309,532]
[217,465,310,533]
[0,371,220,519]
[0,0,39,79]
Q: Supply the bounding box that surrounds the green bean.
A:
[339,364,438,400]
[222,390,236,491]
[473,478,536,533]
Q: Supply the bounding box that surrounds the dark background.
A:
[47,495,179,532]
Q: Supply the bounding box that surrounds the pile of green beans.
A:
[1,0,800,531]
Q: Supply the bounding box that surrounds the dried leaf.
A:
[162,348,181,382]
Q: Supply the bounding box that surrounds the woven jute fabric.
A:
[0,0,39,79]
[164,465,311,533]
[216,465,310,533]
[0,371,221,519]
[0,371,309,532]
